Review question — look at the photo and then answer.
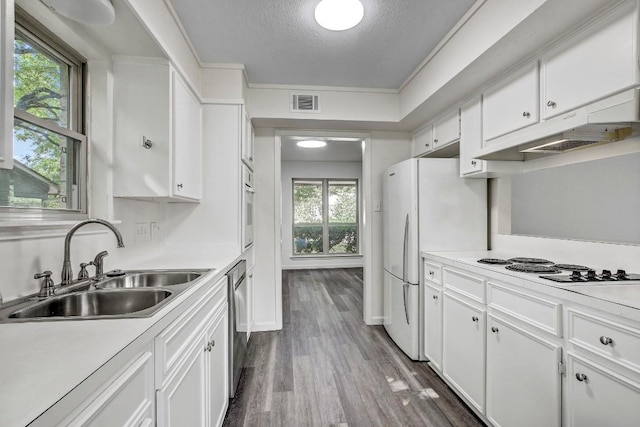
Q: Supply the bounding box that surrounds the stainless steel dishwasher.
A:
[227,260,248,398]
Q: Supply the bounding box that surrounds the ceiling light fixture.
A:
[297,140,327,148]
[314,0,364,31]
[40,0,116,26]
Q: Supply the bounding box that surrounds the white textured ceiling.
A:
[281,137,362,162]
[169,0,476,89]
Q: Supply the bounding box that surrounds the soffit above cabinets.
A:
[167,0,475,89]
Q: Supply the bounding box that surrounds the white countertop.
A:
[0,245,241,427]
[423,250,640,318]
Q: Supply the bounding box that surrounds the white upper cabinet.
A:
[460,96,484,176]
[432,108,460,150]
[241,108,254,170]
[113,58,202,202]
[541,1,638,120]
[411,125,433,158]
[483,62,539,142]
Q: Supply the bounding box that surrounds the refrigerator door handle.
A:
[403,282,410,324]
[402,214,409,282]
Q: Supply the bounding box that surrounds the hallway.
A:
[224,268,483,426]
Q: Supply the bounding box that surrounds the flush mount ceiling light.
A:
[315,0,364,31]
[40,0,116,26]
[297,140,327,148]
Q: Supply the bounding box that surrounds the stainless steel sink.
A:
[0,268,213,322]
[95,271,202,289]
[8,289,172,319]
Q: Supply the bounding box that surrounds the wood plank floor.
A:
[224,268,484,427]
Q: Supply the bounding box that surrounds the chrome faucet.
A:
[61,219,125,285]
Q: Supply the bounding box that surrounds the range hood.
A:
[475,89,640,160]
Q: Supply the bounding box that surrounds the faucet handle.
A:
[93,251,109,277]
[35,271,55,298]
[78,261,94,280]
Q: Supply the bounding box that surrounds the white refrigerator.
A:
[383,158,487,360]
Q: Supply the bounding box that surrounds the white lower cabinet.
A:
[442,291,485,413]
[156,335,208,426]
[486,315,562,427]
[565,352,640,427]
[424,284,442,371]
[156,277,229,427]
[64,349,155,427]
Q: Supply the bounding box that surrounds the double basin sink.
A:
[0,270,210,322]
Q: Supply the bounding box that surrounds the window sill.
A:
[0,220,122,242]
[290,254,363,260]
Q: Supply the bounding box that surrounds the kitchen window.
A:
[0,9,86,219]
[292,178,359,256]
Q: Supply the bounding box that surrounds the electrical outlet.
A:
[135,222,150,243]
[150,222,160,241]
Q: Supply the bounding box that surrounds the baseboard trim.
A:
[282,264,363,270]
[251,321,281,332]
[367,315,384,325]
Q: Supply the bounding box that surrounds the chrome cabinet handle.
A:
[491,326,499,333]
[575,373,588,382]
[434,139,439,143]
[599,336,614,346]
[177,183,183,189]
[472,316,479,322]
[432,295,438,300]
[522,111,530,118]
[547,101,557,108]
[205,340,215,352]
[471,160,477,166]
[425,143,430,147]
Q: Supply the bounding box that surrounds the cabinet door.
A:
[424,284,443,371]
[541,2,637,119]
[113,60,171,198]
[483,62,538,141]
[433,109,460,150]
[206,308,229,427]
[172,71,202,200]
[486,316,561,427]
[442,292,485,412]
[412,126,433,157]
[460,96,484,176]
[157,336,208,427]
[241,109,254,169]
[566,352,640,427]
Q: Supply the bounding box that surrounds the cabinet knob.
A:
[472,316,479,322]
[177,183,183,189]
[471,160,477,166]
[432,295,438,300]
[546,101,557,108]
[425,143,430,147]
[522,111,530,118]
[575,373,588,382]
[599,336,614,346]
[491,326,499,333]
[429,270,434,276]
[433,139,439,143]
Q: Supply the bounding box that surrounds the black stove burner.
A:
[553,264,591,271]
[508,257,553,264]
[506,264,561,274]
[477,258,513,265]
[541,269,640,283]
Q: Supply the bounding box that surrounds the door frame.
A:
[274,129,374,326]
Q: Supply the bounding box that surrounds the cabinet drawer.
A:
[488,282,562,336]
[65,351,154,427]
[568,309,640,373]
[155,277,227,384]
[423,260,442,286]
[443,268,485,303]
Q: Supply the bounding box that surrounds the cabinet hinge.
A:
[558,361,566,376]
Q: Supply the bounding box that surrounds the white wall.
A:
[281,161,363,270]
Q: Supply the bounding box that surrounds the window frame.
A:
[291,177,360,257]
[1,7,88,221]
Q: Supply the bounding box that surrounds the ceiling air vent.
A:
[291,93,320,113]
